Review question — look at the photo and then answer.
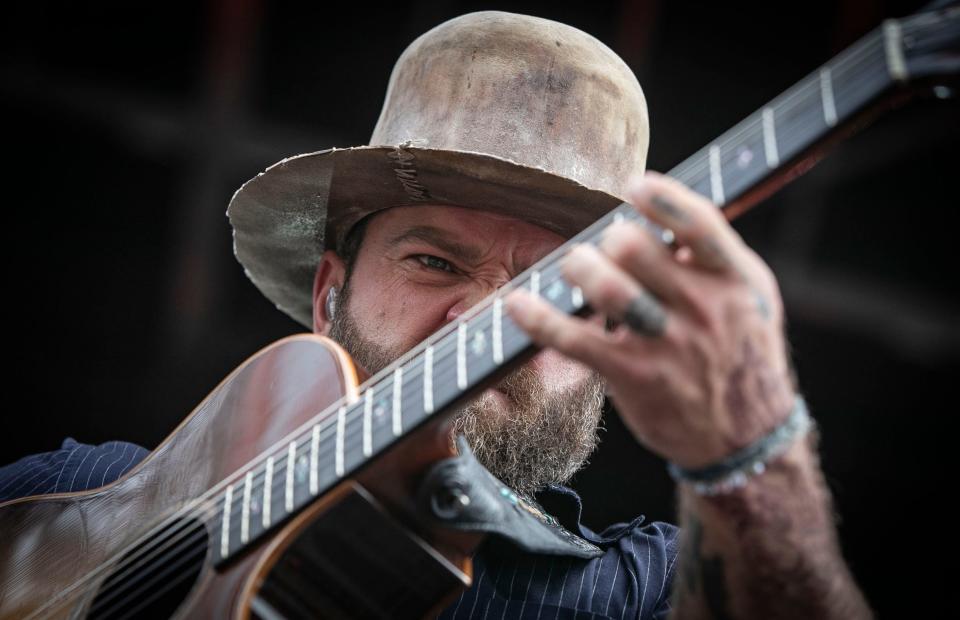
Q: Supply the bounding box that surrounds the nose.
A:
[444,280,507,323]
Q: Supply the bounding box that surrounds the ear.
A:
[311,250,347,336]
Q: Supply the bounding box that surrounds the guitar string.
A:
[63,9,952,607]
[84,281,565,615]
[679,8,947,183]
[73,255,543,617]
[680,40,889,197]
[672,32,884,186]
[670,29,880,175]
[81,40,899,599]
[25,22,907,618]
[30,190,606,618]
[53,32,926,614]
[28,32,900,616]
[77,34,893,602]
[85,265,550,616]
[86,339,502,616]
[24,27,900,616]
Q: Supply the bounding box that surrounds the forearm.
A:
[667,428,873,619]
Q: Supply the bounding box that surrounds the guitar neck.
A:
[673,20,899,214]
[210,8,958,565]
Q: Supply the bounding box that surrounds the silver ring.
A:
[623,290,666,337]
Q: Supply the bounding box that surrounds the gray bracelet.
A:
[666,396,814,496]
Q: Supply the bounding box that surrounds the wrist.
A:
[667,395,814,496]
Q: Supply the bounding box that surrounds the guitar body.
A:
[0,335,476,619]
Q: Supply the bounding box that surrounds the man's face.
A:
[326,205,605,496]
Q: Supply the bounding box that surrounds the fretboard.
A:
[210,16,919,565]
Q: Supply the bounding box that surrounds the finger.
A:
[626,172,746,274]
[562,243,641,318]
[504,289,624,379]
[562,244,671,338]
[599,220,690,307]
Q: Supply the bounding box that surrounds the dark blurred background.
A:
[1,0,957,615]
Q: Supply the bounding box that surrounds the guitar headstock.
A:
[892,4,960,85]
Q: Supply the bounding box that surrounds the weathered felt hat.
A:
[228,11,649,327]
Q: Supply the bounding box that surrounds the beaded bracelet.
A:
[666,396,814,496]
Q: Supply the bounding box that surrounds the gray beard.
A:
[329,282,605,497]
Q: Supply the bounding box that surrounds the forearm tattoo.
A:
[673,511,732,620]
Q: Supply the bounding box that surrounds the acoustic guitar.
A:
[2,5,957,619]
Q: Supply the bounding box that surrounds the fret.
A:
[285,442,296,513]
[310,425,319,495]
[424,345,435,413]
[883,20,908,81]
[335,405,346,477]
[763,106,780,170]
[221,484,233,558]
[262,456,273,528]
[545,278,564,301]
[530,270,541,296]
[492,298,504,364]
[363,388,373,456]
[762,107,779,168]
[241,471,253,544]
[708,144,724,205]
[392,367,403,436]
[774,80,830,164]
[498,304,535,363]
[457,322,467,389]
[819,67,838,127]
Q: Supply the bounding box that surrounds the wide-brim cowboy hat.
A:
[228,11,649,327]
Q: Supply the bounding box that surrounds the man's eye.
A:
[416,255,455,273]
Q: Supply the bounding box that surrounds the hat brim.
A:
[227,145,623,327]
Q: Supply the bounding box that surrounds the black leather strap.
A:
[418,437,603,559]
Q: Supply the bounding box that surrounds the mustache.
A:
[492,363,540,401]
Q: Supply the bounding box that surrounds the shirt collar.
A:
[536,484,647,546]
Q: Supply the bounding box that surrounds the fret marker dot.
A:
[546,280,564,301]
[736,146,753,169]
[471,330,487,356]
[250,498,261,514]
[374,400,387,419]
[295,455,309,483]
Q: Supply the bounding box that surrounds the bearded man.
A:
[0,11,872,619]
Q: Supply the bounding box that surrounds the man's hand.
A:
[507,172,874,619]
[506,171,795,469]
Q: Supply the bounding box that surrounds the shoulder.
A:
[0,438,148,503]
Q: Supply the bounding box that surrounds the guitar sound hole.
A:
[86,517,208,620]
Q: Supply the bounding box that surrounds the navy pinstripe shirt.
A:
[0,440,680,618]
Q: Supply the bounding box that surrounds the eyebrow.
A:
[387,225,486,264]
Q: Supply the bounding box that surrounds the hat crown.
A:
[370,11,649,199]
